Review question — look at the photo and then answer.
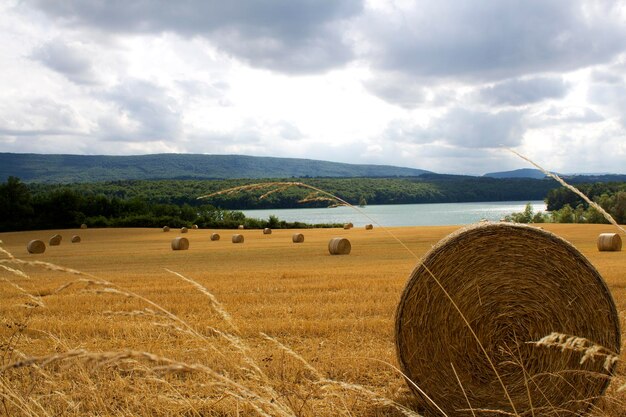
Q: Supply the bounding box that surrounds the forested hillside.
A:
[25,175,560,209]
[0,153,431,182]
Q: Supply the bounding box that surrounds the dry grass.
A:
[1,224,625,416]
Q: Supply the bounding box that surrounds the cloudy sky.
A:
[1,0,625,175]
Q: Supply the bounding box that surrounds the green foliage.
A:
[504,203,549,223]
[26,176,560,210]
[0,177,343,232]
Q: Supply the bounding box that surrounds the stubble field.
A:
[1,224,625,416]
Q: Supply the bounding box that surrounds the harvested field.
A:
[1,224,625,416]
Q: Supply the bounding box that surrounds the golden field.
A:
[1,224,625,416]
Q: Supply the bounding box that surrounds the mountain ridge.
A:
[0,152,432,183]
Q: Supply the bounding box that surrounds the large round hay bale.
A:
[343,222,353,230]
[365,224,373,230]
[232,234,244,243]
[328,237,350,255]
[395,223,620,417]
[210,233,220,241]
[80,223,88,229]
[181,227,188,233]
[163,226,170,232]
[263,228,272,235]
[49,234,62,246]
[27,240,45,254]
[192,224,199,229]
[171,237,189,251]
[292,233,304,243]
[597,233,622,251]
[71,235,81,243]
[238,225,244,230]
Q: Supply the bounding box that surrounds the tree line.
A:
[0,177,337,232]
[506,182,626,224]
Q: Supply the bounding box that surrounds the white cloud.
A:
[0,0,625,175]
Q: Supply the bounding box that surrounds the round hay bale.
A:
[263,228,272,235]
[80,223,88,229]
[27,240,45,254]
[395,223,620,417]
[163,226,170,232]
[343,222,353,230]
[365,224,373,230]
[328,237,350,255]
[232,234,244,244]
[192,224,199,229]
[171,237,189,251]
[71,235,81,243]
[181,227,188,233]
[597,233,622,252]
[292,233,304,243]
[49,234,62,246]
[210,233,220,241]
[238,224,245,230]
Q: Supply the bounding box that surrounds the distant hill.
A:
[0,153,432,183]
[483,168,547,179]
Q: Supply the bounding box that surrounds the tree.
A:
[0,177,34,231]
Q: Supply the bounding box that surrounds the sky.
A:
[1,0,625,175]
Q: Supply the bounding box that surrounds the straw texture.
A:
[263,228,272,235]
[162,226,170,232]
[210,233,220,241]
[49,234,62,246]
[27,240,45,254]
[343,223,353,230]
[597,233,622,251]
[71,235,81,243]
[292,233,304,243]
[328,237,350,255]
[232,234,244,244]
[395,222,620,417]
[171,237,189,250]
[181,227,188,233]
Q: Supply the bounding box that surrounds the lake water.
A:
[242,200,547,227]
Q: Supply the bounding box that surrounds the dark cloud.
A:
[386,107,525,148]
[362,0,626,82]
[31,40,97,84]
[477,77,569,106]
[98,80,183,141]
[30,0,363,73]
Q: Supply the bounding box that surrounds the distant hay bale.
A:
[181,227,188,233]
[49,234,62,246]
[80,223,88,229]
[328,237,350,255]
[343,222,353,230]
[163,226,170,232]
[27,240,45,254]
[395,222,620,417]
[238,225,244,230]
[263,228,272,235]
[597,233,622,251]
[365,224,373,230]
[232,234,244,244]
[292,233,304,243]
[192,224,199,229]
[210,233,220,241]
[171,237,189,251]
[71,235,81,243]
